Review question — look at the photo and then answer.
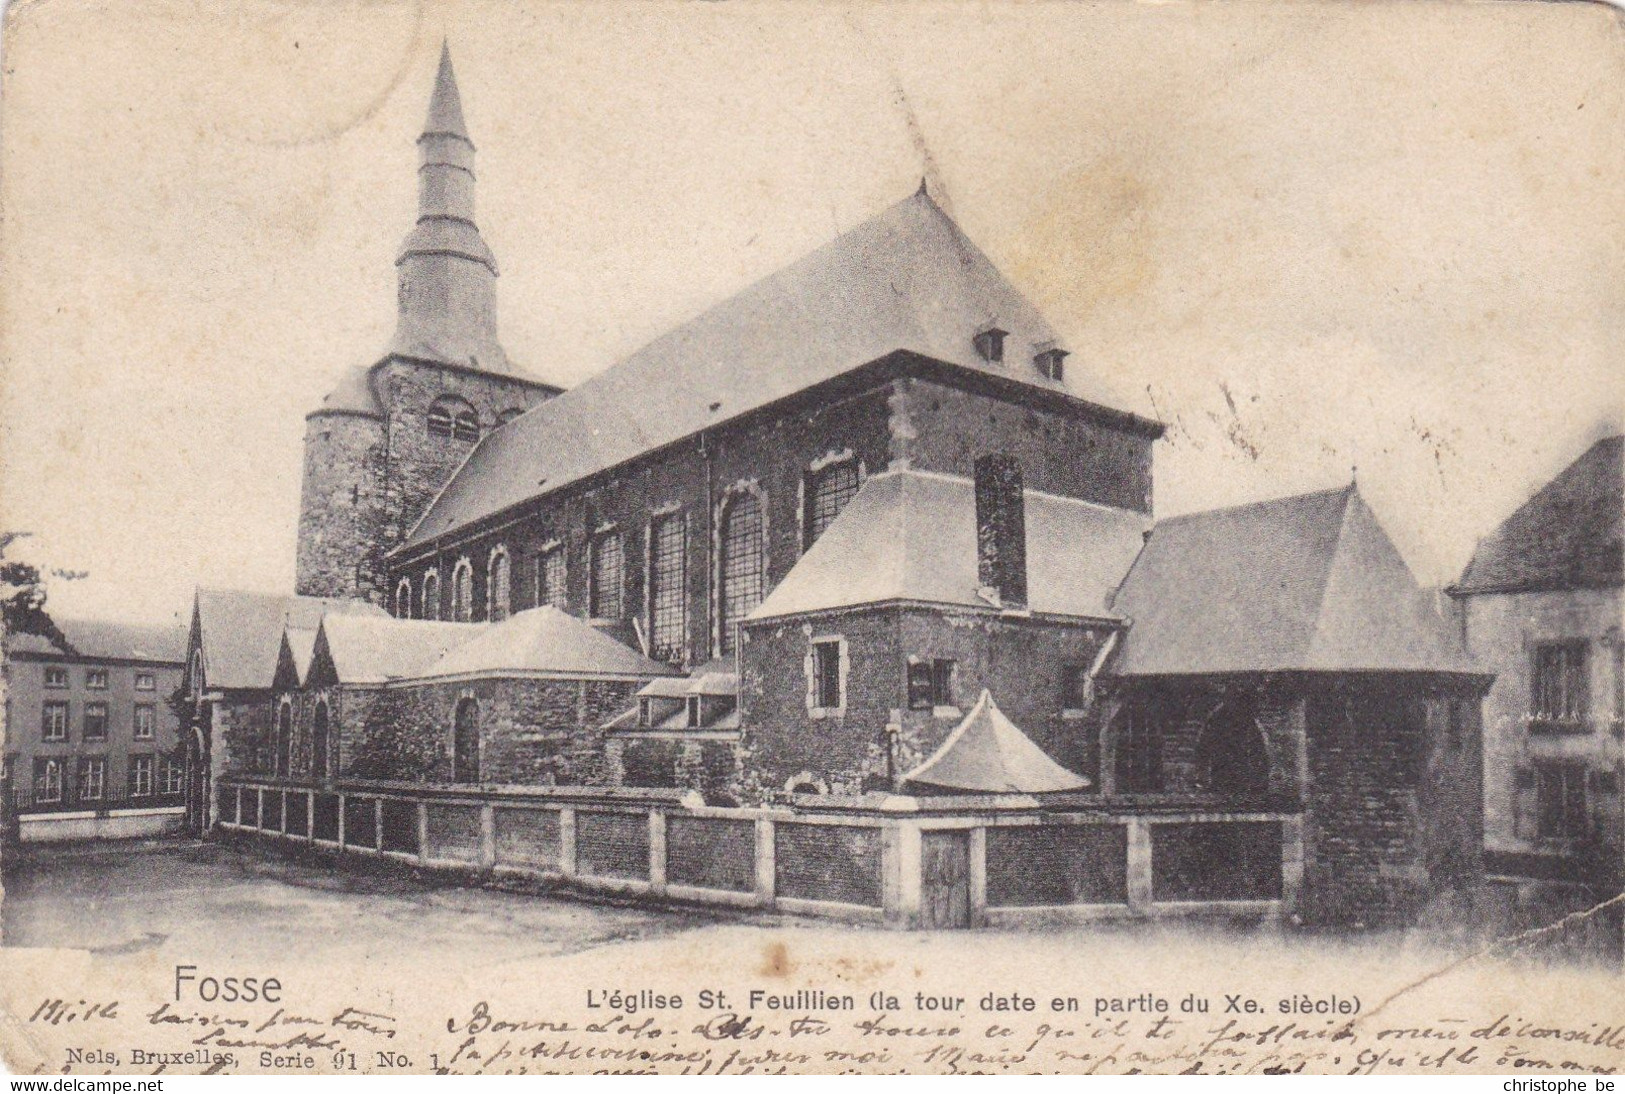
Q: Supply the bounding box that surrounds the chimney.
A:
[975,454,1028,609]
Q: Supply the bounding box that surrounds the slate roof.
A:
[1455,434,1623,595]
[314,615,485,685]
[8,619,187,663]
[402,188,1156,550]
[194,589,387,691]
[749,469,1149,621]
[1110,484,1480,677]
[903,690,1089,793]
[420,607,680,680]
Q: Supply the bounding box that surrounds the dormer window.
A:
[973,327,1008,364]
[1035,347,1069,382]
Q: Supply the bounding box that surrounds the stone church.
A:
[192,46,1493,929]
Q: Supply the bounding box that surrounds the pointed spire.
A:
[424,40,469,141]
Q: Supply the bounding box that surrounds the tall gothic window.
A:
[422,570,441,621]
[487,546,511,622]
[537,548,567,610]
[718,490,765,655]
[805,459,861,548]
[451,558,474,623]
[395,578,414,619]
[648,513,687,662]
[590,531,624,620]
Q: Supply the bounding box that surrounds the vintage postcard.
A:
[0,0,1621,1078]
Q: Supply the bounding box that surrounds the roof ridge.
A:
[1302,485,1363,664]
[1155,481,1355,527]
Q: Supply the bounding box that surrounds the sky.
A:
[1,0,1621,628]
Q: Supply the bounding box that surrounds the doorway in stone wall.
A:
[920,829,972,928]
[453,697,480,784]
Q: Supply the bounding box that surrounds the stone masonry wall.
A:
[297,358,552,605]
[738,605,1110,801]
[1301,678,1483,929]
[330,676,643,786]
[389,369,1156,669]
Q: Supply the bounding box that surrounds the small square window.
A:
[86,669,109,690]
[44,666,68,689]
[134,704,156,741]
[135,673,156,692]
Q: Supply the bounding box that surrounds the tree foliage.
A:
[0,531,83,653]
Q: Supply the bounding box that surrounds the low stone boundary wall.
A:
[216,780,1301,929]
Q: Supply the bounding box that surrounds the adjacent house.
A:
[1449,434,1623,896]
[4,618,187,842]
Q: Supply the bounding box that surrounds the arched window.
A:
[189,649,205,700]
[496,407,525,427]
[804,458,862,548]
[311,700,330,780]
[426,395,480,442]
[1196,699,1271,795]
[536,547,567,610]
[718,489,765,655]
[648,512,687,663]
[487,546,511,622]
[453,697,480,784]
[589,531,624,619]
[275,700,293,778]
[451,558,474,623]
[422,570,441,621]
[395,578,414,619]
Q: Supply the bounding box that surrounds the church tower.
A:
[295,44,559,607]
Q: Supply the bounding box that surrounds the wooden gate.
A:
[920,829,972,928]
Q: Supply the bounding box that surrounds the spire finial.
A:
[425,39,469,141]
[917,175,929,197]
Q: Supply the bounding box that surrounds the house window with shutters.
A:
[537,547,567,610]
[717,490,765,655]
[648,513,687,662]
[804,458,862,549]
[1530,640,1589,732]
[1532,762,1589,842]
[589,531,624,620]
[487,546,512,622]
